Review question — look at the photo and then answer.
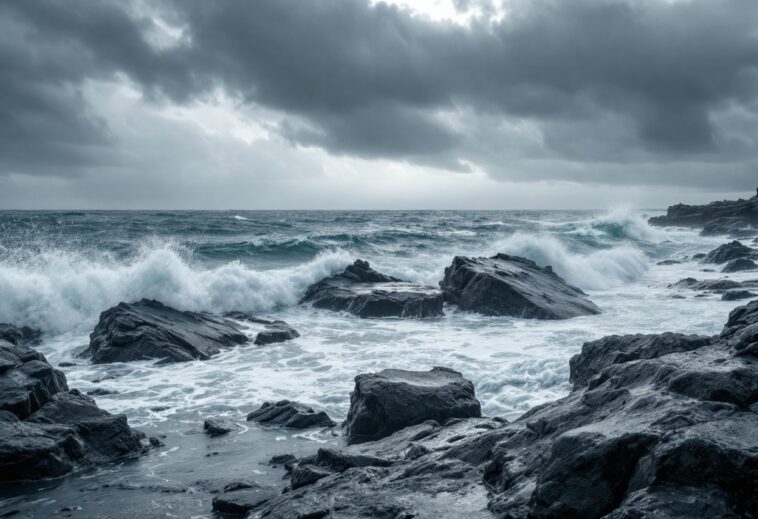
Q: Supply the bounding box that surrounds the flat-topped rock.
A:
[440,254,600,319]
[247,400,335,429]
[670,278,751,292]
[301,259,443,318]
[345,367,481,444]
[0,341,146,481]
[702,241,757,264]
[83,299,248,364]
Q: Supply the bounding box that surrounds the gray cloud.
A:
[1,0,758,195]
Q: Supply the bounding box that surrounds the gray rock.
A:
[670,277,747,292]
[247,400,335,429]
[721,290,756,301]
[721,257,757,273]
[83,299,248,364]
[702,240,757,264]
[203,417,239,436]
[224,312,300,345]
[211,486,279,515]
[656,259,682,265]
[301,259,444,318]
[0,324,41,346]
[440,254,600,319]
[345,367,481,444]
[649,196,758,229]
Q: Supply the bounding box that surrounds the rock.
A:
[670,278,747,292]
[440,254,600,319]
[224,312,300,345]
[0,339,68,418]
[258,302,758,519]
[721,290,756,301]
[345,367,481,444]
[0,342,145,481]
[289,448,394,490]
[692,253,707,260]
[649,196,758,229]
[211,486,279,515]
[247,400,335,429]
[700,217,757,238]
[86,388,118,396]
[82,299,248,364]
[656,259,682,266]
[203,417,239,436]
[0,324,41,346]
[301,259,444,318]
[701,240,757,264]
[721,257,757,273]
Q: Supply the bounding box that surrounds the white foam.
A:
[0,244,351,334]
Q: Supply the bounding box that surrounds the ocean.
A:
[0,208,748,516]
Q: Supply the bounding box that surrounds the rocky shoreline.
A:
[1,200,758,518]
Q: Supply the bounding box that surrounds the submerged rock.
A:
[257,301,758,519]
[670,277,749,292]
[440,254,600,319]
[203,417,239,436]
[301,259,444,318]
[656,259,682,266]
[722,257,757,273]
[83,299,248,364]
[702,240,757,264]
[247,400,335,429]
[0,340,146,481]
[345,367,481,444]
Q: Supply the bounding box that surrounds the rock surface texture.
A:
[345,367,482,444]
[702,241,758,264]
[247,400,336,429]
[253,301,758,519]
[0,340,146,481]
[440,254,600,319]
[224,312,300,346]
[301,259,444,318]
[83,299,249,364]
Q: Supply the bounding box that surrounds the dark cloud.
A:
[1,0,758,192]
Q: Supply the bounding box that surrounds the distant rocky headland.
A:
[649,190,758,237]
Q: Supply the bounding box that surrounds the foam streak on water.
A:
[0,209,742,425]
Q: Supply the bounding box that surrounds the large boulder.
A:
[247,400,336,429]
[440,254,600,319]
[345,367,481,444]
[722,257,757,273]
[0,324,41,346]
[83,299,249,364]
[301,259,444,318]
[701,240,757,264]
[0,340,146,481]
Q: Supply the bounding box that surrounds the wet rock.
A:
[203,417,239,436]
[0,324,41,346]
[247,400,335,429]
[692,253,707,260]
[224,312,300,345]
[700,217,758,238]
[345,367,481,444]
[86,388,118,396]
[656,259,682,265]
[701,240,757,264]
[82,299,248,364]
[301,259,444,318]
[670,278,746,292]
[721,290,756,301]
[721,257,757,273]
[649,196,758,229]
[440,254,600,319]
[211,486,279,515]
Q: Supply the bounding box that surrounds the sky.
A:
[1,0,757,209]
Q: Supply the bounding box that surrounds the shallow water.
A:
[0,209,752,517]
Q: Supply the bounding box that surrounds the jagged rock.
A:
[0,342,145,481]
[721,290,756,301]
[722,257,757,273]
[0,324,41,346]
[247,400,335,429]
[259,302,758,519]
[649,196,758,229]
[211,486,279,515]
[345,367,481,444]
[224,312,300,345]
[702,240,757,264]
[82,299,248,364]
[440,254,600,319]
[700,217,757,238]
[203,417,239,436]
[301,259,444,318]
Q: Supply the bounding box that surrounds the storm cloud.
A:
[1,0,757,207]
